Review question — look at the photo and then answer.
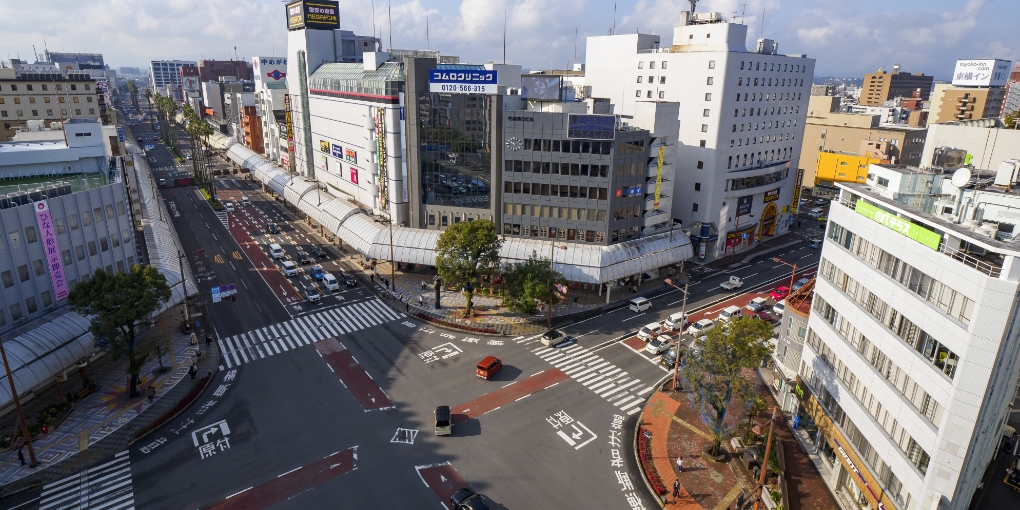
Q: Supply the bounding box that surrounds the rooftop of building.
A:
[786,278,814,316]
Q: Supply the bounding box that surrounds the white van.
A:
[718,305,743,322]
[269,243,285,259]
[224,202,234,213]
[323,273,339,292]
[241,196,250,206]
[688,319,716,339]
[807,208,824,219]
[629,297,652,312]
[773,300,786,316]
[281,260,299,276]
[637,322,663,341]
[664,312,688,331]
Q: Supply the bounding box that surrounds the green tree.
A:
[680,316,773,457]
[435,220,502,317]
[500,252,565,314]
[127,80,139,112]
[68,266,172,397]
[1004,111,1020,130]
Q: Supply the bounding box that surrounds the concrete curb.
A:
[634,374,674,509]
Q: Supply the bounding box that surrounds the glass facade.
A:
[417,92,492,209]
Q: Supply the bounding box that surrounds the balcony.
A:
[642,210,671,228]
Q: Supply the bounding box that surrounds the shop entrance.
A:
[759,202,778,237]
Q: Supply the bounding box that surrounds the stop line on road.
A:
[217,298,402,369]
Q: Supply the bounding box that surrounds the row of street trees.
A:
[180,104,216,196]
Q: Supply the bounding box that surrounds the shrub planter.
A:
[702,443,728,463]
[637,428,668,495]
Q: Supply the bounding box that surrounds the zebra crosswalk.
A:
[216,210,228,227]
[39,450,134,510]
[217,298,402,369]
[523,339,656,415]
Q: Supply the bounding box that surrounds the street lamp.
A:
[664,273,690,391]
[0,337,38,467]
[547,243,567,328]
[772,257,797,296]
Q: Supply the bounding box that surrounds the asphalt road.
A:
[2,100,825,510]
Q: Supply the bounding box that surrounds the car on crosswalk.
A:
[541,329,571,347]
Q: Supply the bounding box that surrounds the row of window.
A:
[801,366,911,506]
[2,108,95,118]
[740,60,809,73]
[0,83,89,92]
[826,221,974,326]
[503,182,610,200]
[737,77,805,88]
[509,139,615,154]
[636,90,666,99]
[505,161,611,177]
[502,224,607,244]
[806,329,932,482]
[503,203,610,222]
[817,258,961,379]
[0,258,132,329]
[0,228,129,287]
[0,96,92,105]
[728,146,795,169]
[636,76,666,85]
[811,288,946,428]
[733,115,798,128]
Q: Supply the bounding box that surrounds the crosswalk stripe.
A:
[285,320,308,345]
[573,363,610,380]
[250,333,267,358]
[340,304,370,330]
[217,340,233,368]
[589,381,615,393]
[295,317,319,342]
[627,407,641,415]
[254,330,272,356]
[239,334,256,360]
[543,352,569,364]
[563,345,584,353]
[226,336,243,366]
[279,323,300,347]
[40,450,134,510]
[602,380,642,399]
[270,339,282,353]
[353,302,383,327]
[613,395,637,407]
[307,312,323,327]
[233,336,251,364]
[366,299,400,321]
[325,309,350,333]
[620,399,644,410]
[558,354,598,371]
[637,386,655,396]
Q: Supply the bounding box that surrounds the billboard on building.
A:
[182,76,200,92]
[654,146,664,209]
[253,57,288,83]
[428,69,498,94]
[286,0,340,31]
[952,59,1012,87]
[34,201,69,301]
[567,114,616,140]
[763,188,780,203]
[521,75,562,101]
[736,195,753,216]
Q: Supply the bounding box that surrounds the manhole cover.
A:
[684,440,697,449]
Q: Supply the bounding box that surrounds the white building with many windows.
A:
[799,163,1020,509]
[148,60,197,95]
[584,10,814,260]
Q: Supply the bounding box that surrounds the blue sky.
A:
[1,0,1016,80]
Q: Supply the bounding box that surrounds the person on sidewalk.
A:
[671,478,681,503]
[418,295,424,306]
[573,294,579,303]
[148,386,156,403]
[18,449,25,466]
[405,303,410,313]
[189,364,197,379]
[676,455,683,473]
[421,280,426,291]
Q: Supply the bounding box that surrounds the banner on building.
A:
[287,0,340,31]
[284,94,295,174]
[736,195,753,216]
[428,69,498,94]
[375,107,388,210]
[350,167,359,184]
[331,143,343,159]
[34,201,69,301]
[763,188,781,203]
[791,169,804,214]
[253,57,288,83]
[654,145,664,209]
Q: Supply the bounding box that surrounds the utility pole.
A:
[547,243,565,327]
[0,337,38,467]
[672,275,689,391]
[178,250,196,345]
[752,407,779,510]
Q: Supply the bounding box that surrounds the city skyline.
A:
[0,0,1015,79]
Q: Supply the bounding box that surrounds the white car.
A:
[645,336,673,355]
[688,319,716,338]
[224,202,234,213]
[281,260,298,277]
[637,322,663,341]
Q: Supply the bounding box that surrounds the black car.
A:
[450,488,491,510]
[266,222,280,234]
[341,274,357,287]
[310,245,327,258]
[297,251,311,264]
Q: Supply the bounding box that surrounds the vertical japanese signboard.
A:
[35,201,68,301]
[284,94,296,175]
[375,107,388,210]
[791,169,804,214]
[654,145,664,209]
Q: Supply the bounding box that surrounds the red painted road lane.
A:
[450,368,568,424]
[314,337,394,411]
[416,462,474,509]
[623,336,648,351]
[228,215,303,305]
[204,447,357,510]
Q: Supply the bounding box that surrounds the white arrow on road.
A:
[280,285,288,296]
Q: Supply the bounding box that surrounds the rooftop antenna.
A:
[689,0,698,14]
[388,1,392,52]
[612,2,616,35]
[426,12,430,51]
[234,46,238,61]
[760,6,765,39]
[372,1,376,39]
[740,0,747,24]
[573,25,577,68]
[503,9,507,65]
[32,45,38,63]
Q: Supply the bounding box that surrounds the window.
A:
[692,203,699,212]
[69,213,79,229]
[87,96,93,102]
[658,91,665,99]
[41,291,52,308]
[649,61,656,69]
[88,241,97,256]
[24,226,37,244]
[694,182,701,191]
[659,76,666,84]
[70,84,77,91]
[705,93,712,101]
[696,161,704,169]
[7,231,21,249]
[0,271,12,288]
[10,304,22,322]
[637,76,643,83]
[638,62,644,69]
[73,96,79,103]
[111,232,120,248]
[647,91,652,98]
[441,215,449,227]
[17,265,29,282]
[635,90,642,98]
[62,249,72,266]
[29,97,36,103]
[105,204,115,219]
[703,109,711,117]
[26,297,37,314]
[707,77,714,85]
[93,208,103,223]
[701,124,709,132]
[661,61,667,69]
[708,60,716,69]
[699,140,706,147]
[75,245,85,260]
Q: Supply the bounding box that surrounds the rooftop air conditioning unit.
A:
[993,159,1020,187]
[932,147,967,170]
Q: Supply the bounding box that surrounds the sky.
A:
[0,0,1017,80]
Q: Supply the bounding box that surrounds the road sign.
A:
[211,286,221,303]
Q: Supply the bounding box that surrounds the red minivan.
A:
[476,356,503,379]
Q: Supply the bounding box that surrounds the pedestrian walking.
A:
[17,449,25,466]
[148,386,156,403]
[419,295,424,306]
[676,455,683,473]
[370,274,375,283]
[189,364,197,379]
[672,478,681,502]
[421,280,426,291]
[405,303,410,313]
[573,294,579,303]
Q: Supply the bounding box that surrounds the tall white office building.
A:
[149,60,197,93]
[800,163,1020,509]
[585,11,814,260]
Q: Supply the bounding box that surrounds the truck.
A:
[720,276,744,291]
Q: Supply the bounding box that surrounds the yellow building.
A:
[814,152,888,187]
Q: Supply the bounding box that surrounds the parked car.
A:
[773,300,786,316]
[815,198,829,206]
[770,286,790,301]
[809,239,823,249]
[435,406,452,436]
[688,319,715,338]
[751,310,773,322]
[450,488,491,510]
[541,329,571,347]
[717,305,743,323]
[664,312,688,331]
[645,336,673,355]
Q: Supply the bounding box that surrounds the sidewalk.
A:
[0,313,203,487]
[637,377,838,510]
